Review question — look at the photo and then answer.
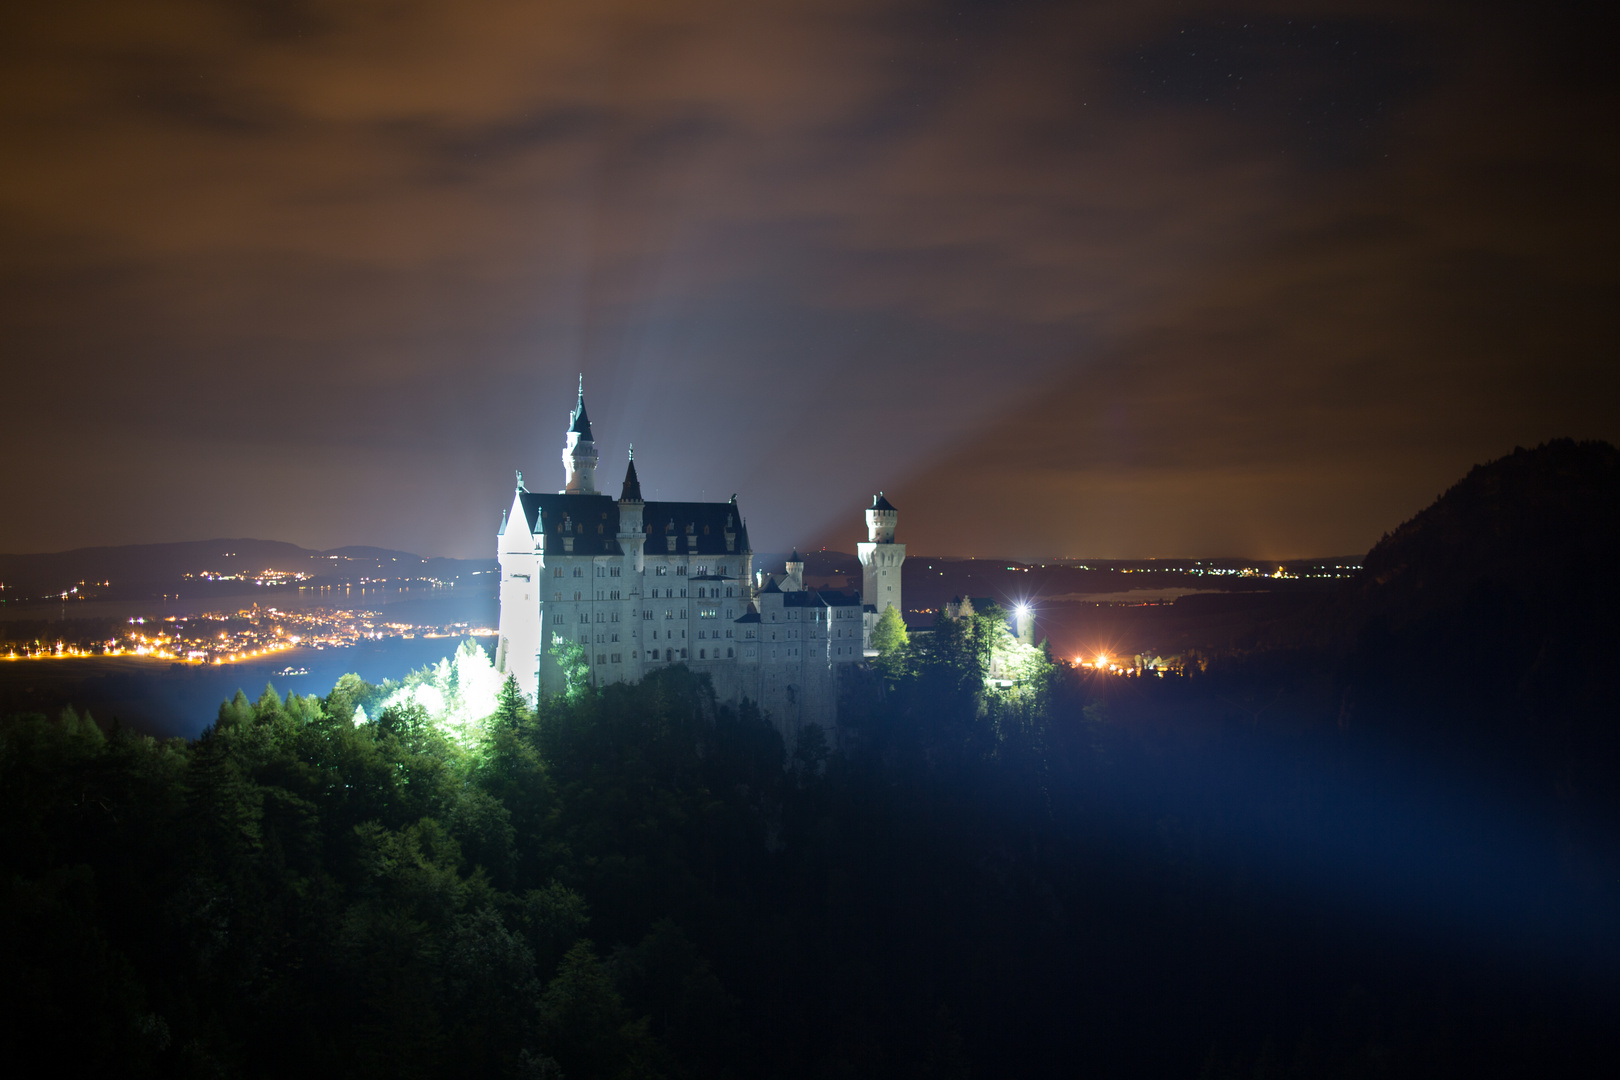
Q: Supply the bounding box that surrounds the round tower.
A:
[784,548,805,591]
[865,493,897,543]
[858,492,905,621]
[561,375,599,494]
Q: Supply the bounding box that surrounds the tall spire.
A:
[569,373,593,439]
[620,446,643,502]
[562,374,599,493]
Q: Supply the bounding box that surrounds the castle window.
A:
[597,654,606,664]
[596,612,604,622]
[553,592,561,601]
[680,588,687,598]
[573,591,582,601]
[664,610,672,620]
[611,653,621,663]
[553,567,563,578]
[651,649,659,660]
[699,649,706,659]
[656,566,667,576]
[726,587,734,597]
[718,565,727,575]
[697,565,708,575]
[681,649,687,658]
[610,567,620,577]
[573,567,582,577]
[611,633,619,642]
[726,629,733,638]
[596,566,604,577]
[643,610,651,619]
[676,566,686,576]
[726,648,733,658]
[597,524,604,534]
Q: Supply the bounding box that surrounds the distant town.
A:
[1,604,496,663]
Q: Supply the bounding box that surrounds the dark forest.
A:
[3,442,1617,1079]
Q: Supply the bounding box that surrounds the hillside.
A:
[1341,439,1620,749]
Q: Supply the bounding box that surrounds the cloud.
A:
[0,1,1613,558]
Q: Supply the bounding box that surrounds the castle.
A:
[495,380,905,735]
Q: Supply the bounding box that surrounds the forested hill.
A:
[1338,440,1620,753]
[1358,438,1619,618]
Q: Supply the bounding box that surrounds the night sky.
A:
[2,2,1614,561]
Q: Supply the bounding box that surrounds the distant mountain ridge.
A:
[1341,439,1620,746]
[0,538,495,603]
[1358,438,1619,618]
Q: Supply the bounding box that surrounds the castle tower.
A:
[617,447,646,573]
[858,493,905,618]
[496,470,542,699]
[784,548,804,591]
[561,375,599,494]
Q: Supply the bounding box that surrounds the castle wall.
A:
[498,386,888,742]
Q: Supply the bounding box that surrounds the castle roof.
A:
[620,454,642,502]
[646,501,745,555]
[516,492,622,555]
[569,377,593,439]
[783,589,861,609]
[871,492,896,512]
[514,491,747,558]
[788,548,803,563]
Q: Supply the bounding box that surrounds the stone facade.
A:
[495,381,898,738]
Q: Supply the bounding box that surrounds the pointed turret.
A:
[561,374,599,493]
[620,445,643,502]
[569,374,593,439]
[784,548,804,591]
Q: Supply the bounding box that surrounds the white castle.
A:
[495,379,905,735]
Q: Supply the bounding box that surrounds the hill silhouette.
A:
[1341,439,1620,768]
